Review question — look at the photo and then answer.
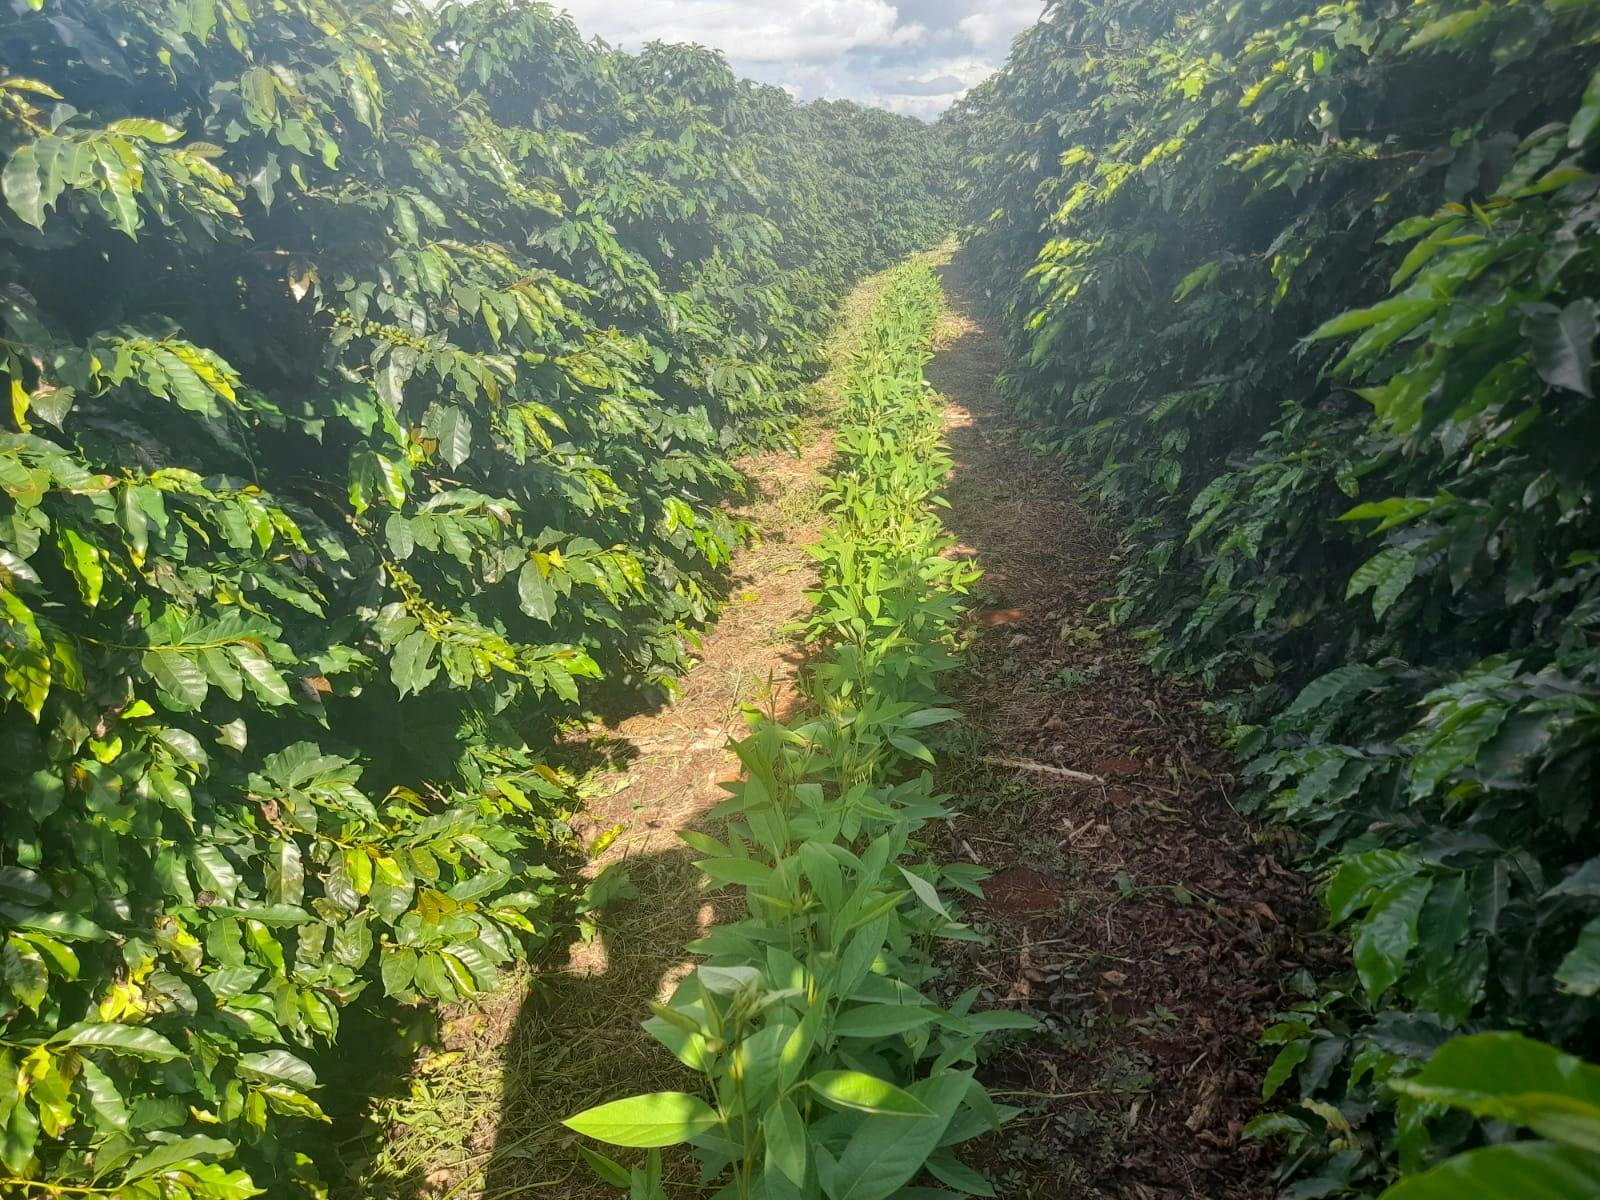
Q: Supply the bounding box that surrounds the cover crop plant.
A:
[0,1,953,1194]
[564,263,1030,1200]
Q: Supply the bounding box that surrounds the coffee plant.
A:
[948,0,1600,1193]
[0,1,952,1193]
[564,263,1029,1200]
[1378,1032,1600,1198]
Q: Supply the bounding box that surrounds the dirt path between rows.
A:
[363,255,1320,1200]
[929,254,1319,1199]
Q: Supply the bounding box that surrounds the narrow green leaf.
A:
[763,1098,807,1185]
[577,1146,631,1187]
[833,1004,937,1039]
[562,1092,720,1148]
[808,1071,933,1117]
[898,866,950,920]
[696,858,774,888]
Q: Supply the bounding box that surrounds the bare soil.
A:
[929,253,1319,1200]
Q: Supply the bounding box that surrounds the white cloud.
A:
[868,54,998,117]
[957,2,1041,49]
[553,1,1043,116]
[557,1,926,64]
[879,91,960,119]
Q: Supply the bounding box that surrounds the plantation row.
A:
[948,0,1600,1194]
[563,262,1030,1200]
[0,1,952,1193]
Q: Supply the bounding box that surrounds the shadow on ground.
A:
[924,247,1321,1200]
[475,837,733,1199]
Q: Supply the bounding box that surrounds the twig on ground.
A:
[982,755,1105,786]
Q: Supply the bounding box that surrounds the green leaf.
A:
[385,514,415,560]
[898,866,950,920]
[108,118,183,143]
[1523,301,1596,398]
[1402,5,1488,52]
[562,1092,720,1148]
[1380,1142,1600,1200]
[577,1146,631,1187]
[143,648,209,711]
[58,528,103,607]
[833,1004,937,1039]
[203,647,244,701]
[267,840,305,907]
[1557,918,1600,997]
[3,938,46,1009]
[1263,1040,1310,1101]
[1393,1033,1600,1153]
[125,1136,238,1181]
[764,1098,808,1185]
[697,964,761,995]
[374,454,407,507]
[826,1071,970,1200]
[19,933,77,980]
[900,707,960,728]
[925,1151,997,1197]
[0,1092,38,1175]
[960,1010,1038,1033]
[1346,548,1416,621]
[1338,497,1437,533]
[887,733,934,764]
[232,644,293,707]
[59,1021,183,1062]
[390,629,439,698]
[1571,66,1600,150]
[193,844,240,902]
[425,406,473,469]
[237,1049,318,1091]
[381,948,417,996]
[517,559,557,622]
[807,1071,934,1117]
[1353,876,1431,1000]
[1311,296,1432,341]
[76,1058,129,1131]
[696,858,774,888]
[3,144,45,229]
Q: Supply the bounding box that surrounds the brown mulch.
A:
[929,254,1320,1200]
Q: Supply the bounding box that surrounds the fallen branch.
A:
[981,755,1105,786]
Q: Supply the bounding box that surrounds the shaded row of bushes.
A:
[0,0,951,1192]
[946,0,1600,1192]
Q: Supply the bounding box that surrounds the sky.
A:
[553,1,1044,120]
